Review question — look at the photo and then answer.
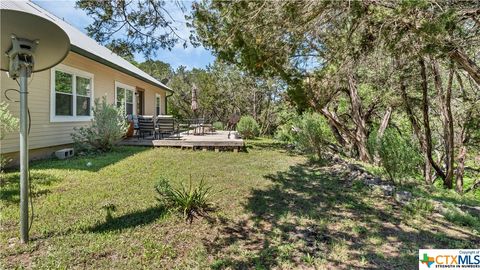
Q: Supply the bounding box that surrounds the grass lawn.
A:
[1,140,479,269]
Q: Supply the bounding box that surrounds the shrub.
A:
[213,121,224,131]
[444,207,480,233]
[155,176,214,223]
[0,102,18,169]
[72,97,129,152]
[276,112,334,160]
[236,116,259,139]
[376,128,422,183]
[403,198,434,217]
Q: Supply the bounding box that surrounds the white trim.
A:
[50,64,94,123]
[114,81,136,115]
[155,93,162,116]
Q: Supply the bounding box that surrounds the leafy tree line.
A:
[134,59,285,135]
[192,0,480,193]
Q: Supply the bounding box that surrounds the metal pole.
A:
[19,64,29,243]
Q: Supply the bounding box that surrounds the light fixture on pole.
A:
[1,9,70,243]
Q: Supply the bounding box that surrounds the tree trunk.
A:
[347,73,371,162]
[320,108,353,147]
[449,49,480,86]
[377,106,393,140]
[373,106,393,165]
[419,58,444,184]
[456,145,466,194]
[431,60,454,189]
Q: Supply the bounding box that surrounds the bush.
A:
[0,102,18,169]
[213,121,224,131]
[155,176,214,223]
[376,128,422,183]
[71,97,129,152]
[444,208,480,233]
[403,198,434,216]
[236,116,259,139]
[276,112,334,160]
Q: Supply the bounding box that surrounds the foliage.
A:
[276,112,334,160]
[136,60,174,82]
[75,0,198,58]
[236,116,259,139]
[444,208,480,233]
[212,121,223,131]
[376,128,422,183]
[101,203,117,222]
[0,102,18,139]
[0,102,18,169]
[402,199,434,217]
[155,176,213,223]
[161,60,283,135]
[193,0,480,192]
[71,97,128,152]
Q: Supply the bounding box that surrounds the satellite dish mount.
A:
[6,35,38,78]
[1,9,70,243]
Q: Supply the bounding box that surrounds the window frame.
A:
[114,81,136,116]
[50,64,94,123]
[155,93,162,116]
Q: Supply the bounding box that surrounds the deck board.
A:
[119,131,244,149]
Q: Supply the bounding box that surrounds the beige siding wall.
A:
[0,52,168,154]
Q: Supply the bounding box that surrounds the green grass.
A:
[1,140,479,269]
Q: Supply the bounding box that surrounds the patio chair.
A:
[156,115,180,139]
[190,118,205,135]
[137,116,157,140]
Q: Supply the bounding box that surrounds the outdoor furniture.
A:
[126,115,139,138]
[156,115,179,139]
[137,116,157,139]
[190,118,206,135]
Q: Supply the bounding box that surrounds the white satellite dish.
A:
[0,8,70,243]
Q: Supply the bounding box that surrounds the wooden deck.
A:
[119,131,244,152]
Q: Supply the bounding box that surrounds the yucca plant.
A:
[155,176,214,223]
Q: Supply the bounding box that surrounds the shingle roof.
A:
[0,0,173,92]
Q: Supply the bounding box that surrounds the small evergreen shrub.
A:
[0,102,18,169]
[403,198,434,217]
[276,112,334,160]
[213,121,224,131]
[72,97,129,152]
[155,176,214,223]
[376,128,422,183]
[236,116,259,139]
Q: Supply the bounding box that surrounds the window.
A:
[115,82,135,115]
[155,94,161,116]
[50,65,94,122]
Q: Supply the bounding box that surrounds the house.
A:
[0,1,173,163]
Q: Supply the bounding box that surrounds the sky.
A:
[32,0,216,70]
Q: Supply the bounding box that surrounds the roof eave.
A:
[70,45,174,93]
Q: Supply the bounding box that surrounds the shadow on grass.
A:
[29,146,149,172]
[0,171,60,204]
[204,162,480,269]
[88,206,168,233]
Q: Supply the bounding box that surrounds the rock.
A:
[378,184,395,196]
[431,200,448,214]
[395,191,413,204]
[364,177,382,187]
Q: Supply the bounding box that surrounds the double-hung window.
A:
[51,64,94,122]
[155,94,161,116]
[115,82,135,115]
